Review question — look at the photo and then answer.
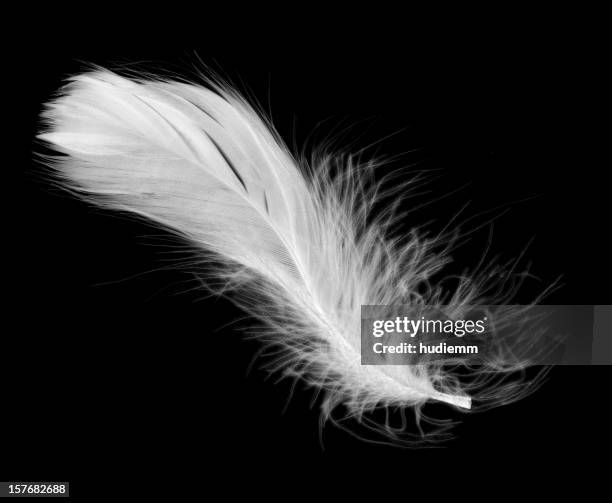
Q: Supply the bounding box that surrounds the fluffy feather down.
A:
[39,69,543,444]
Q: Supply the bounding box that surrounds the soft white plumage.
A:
[39,69,541,444]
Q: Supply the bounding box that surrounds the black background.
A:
[9,36,611,497]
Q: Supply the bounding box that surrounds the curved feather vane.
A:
[39,69,545,443]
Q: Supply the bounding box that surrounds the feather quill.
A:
[39,69,542,443]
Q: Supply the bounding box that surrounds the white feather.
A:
[39,69,543,443]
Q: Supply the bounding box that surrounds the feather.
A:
[38,69,542,444]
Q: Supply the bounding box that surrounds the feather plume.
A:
[38,69,544,444]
